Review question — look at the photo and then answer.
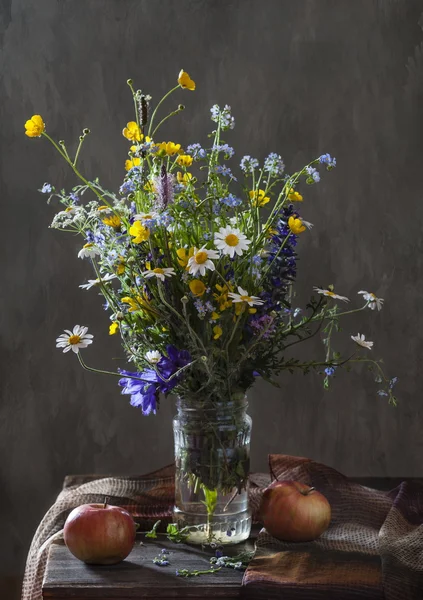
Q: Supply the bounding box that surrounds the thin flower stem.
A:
[147,85,180,137]
[152,108,183,138]
[73,136,86,167]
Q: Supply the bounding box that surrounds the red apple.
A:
[260,480,331,542]
[64,501,136,564]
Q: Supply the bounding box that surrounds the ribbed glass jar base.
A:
[173,396,252,545]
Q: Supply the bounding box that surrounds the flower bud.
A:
[178,104,185,111]
[83,128,90,135]
[127,78,133,86]
[181,296,189,304]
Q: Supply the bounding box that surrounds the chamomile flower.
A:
[228,286,264,307]
[145,350,162,364]
[56,325,93,354]
[134,211,159,223]
[313,287,350,302]
[187,247,219,276]
[351,333,374,350]
[79,273,117,290]
[214,227,251,258]
[358,291,384,311]
[143,267,175,282]
[77,243,101,259]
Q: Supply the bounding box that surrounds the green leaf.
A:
[145,520,161,539]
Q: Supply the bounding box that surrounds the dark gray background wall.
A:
[2,0,423,597]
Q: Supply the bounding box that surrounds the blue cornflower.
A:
[378,390,388,397]
[305,166,320,183]
[221,193,242,207]
[319,153,337,169]
[119,180,136,195]
[240,156,259,174]
[203,232,212,241]
[40,183,53,193]
[325,366,336,377]
[118,370,159,416]
[69,192,79,203]
[86,230,95,243]
[252,255,262,265]
[214,164,236,179]
[264,153,285,177]
[119,346,191,414]
[186,143,207,159]
[213,143,235,159]
[210,104,235,130]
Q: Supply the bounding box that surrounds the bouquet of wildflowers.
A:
[26,70,397,542]
[26,70,396,410]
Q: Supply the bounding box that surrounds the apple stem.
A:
[303,487,315,495]
[103,496,109,508]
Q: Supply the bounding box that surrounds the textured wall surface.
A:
[2,0,423,596]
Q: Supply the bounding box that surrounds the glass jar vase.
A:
[173,397,252,544]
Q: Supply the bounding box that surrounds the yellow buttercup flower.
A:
[178,70,196,91]
[157,141,181,156]
[129,221,150,243]
[122,121,142,142]
[213,325,223,340]
[189,279,206,297]
[176,247,195,268]
[211,311,220,321]
[288,216,306,234]
[288,188,303,202]
[109,322,119,335]
[102,215,122,229]
[250,189,270,207]
[177,171,193,185]
[177,154,193,167]
[213,283,233,312]
[25,115,45,137]
[121,296,140,312]
[125,157,141,171]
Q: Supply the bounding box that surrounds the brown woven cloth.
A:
[21,464,266,600]
[242,455,423,600]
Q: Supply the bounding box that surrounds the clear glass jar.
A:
[173,397,252,544]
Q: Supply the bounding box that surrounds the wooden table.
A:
[42,476,421,600]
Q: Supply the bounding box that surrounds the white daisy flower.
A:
[134,211,159,222]
[313,287,350,302]
[228,286,264,307]
[214,226,251,258]
[351,333,373,350]
[187,247,219,276]
[56,325,94,354]
[358,290,384,311]
[143,267,175,282]
[77,243,101,260]
[79,273,117,290]
[145,350,161,364]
